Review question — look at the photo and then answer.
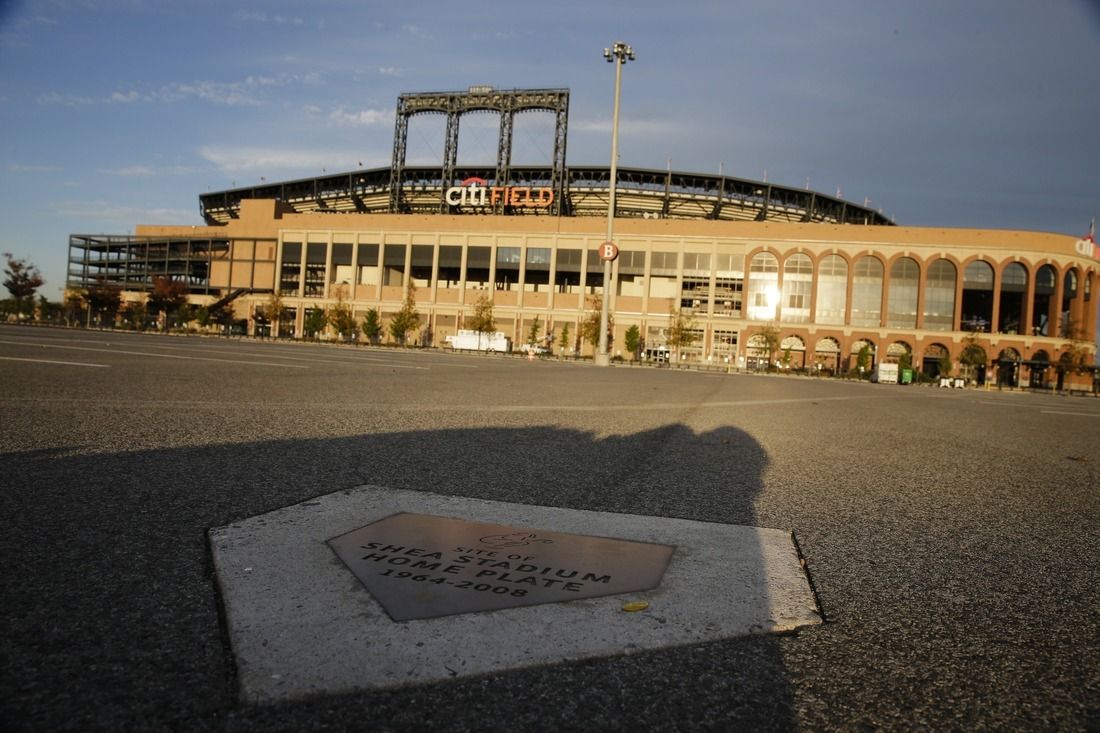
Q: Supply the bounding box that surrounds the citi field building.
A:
[67,88,1099,388]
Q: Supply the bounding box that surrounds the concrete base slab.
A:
[209,487,820,703]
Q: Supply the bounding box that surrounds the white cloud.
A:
[36,92,95,106]
[7,163,60,173]
[198,145,361,173]
[110,90,142,103]
[329,107,389,127]
[232,10,305,26]
[378,66,401,77]
[101,166,155,177]
[572,117,684,137]
[54,201,198,224]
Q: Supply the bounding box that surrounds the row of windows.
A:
[745,252,1092,335]
[275,241,1095,335]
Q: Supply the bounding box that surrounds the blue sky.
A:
[2,0,1099,298]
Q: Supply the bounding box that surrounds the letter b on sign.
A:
[599,241,620,262]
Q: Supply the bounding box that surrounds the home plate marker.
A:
[208,487,820,703]
[328,513,676,621]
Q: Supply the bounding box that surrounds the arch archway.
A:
[849,338,875,376]
[995,347,1022,387]
[779,334,806,369]
[923,342,950,379]
[813,336,841,375]
[1028,349,1051,388]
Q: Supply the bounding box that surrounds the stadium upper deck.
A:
[198,164,895,227]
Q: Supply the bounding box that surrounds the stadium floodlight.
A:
[596,41,634,367]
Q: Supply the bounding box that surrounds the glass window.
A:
[781,253,812,323]
[465,246,490,289]
[850,256,883,327]
[746,252,779,321]
[651,251,678,275]
[438,245,462,288]
[683,252,711,274]
[923,259,956,331]
[554,249,581,293]
[886,257,919,329]
[814,254,847,325]
[525,247,550,289]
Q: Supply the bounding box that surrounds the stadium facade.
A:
[66,88,1099,389]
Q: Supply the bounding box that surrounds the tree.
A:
[666,307,698,363]
[1060,318,1094,373]
[468,294,495,349]
[63,291,85,327]
[119,299,147,330]
[261,293,287,337]
[388,284,421,346]
[3,253,45,318]
[937,350,953,378]
[754,324,782,370]
[558,322,570,356]
[327,285,357,342]
[624,324,641,360]
[959,332,987,383]
[854,343,872,377]
[85,277,122,327]
[361,308,383,344]
[146,276,190,330]
[303,307,328,339]
[580,295,611,349]
[526,316,541,349]
[36,295,62,324]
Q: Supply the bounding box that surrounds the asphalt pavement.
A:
[2,324,1097,731]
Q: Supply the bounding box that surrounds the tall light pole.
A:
[596,41,634,367]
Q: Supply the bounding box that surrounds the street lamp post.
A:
[596,41,634,367]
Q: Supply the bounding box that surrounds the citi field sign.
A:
[444,177,554,209]
[1074,237,1099,260]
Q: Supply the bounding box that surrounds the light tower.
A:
[595,41,634,367]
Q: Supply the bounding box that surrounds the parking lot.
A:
[2,324,1098,731]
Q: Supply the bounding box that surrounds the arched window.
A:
[850,256,883,327]
[781,254,812,323]
[886,257,919,328]
[1061,269,1079,337]
[814,254,847,325]
[998,263,1027,334]
[923,259,956,331]
[1031,265,1056,336]
[746,252,779,321]
[961,261,995,332]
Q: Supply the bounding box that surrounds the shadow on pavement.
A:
[2,423,798,731]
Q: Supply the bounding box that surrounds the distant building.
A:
[66,88,1098,390]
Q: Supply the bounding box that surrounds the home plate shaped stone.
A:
[328,513,676,621]
[209,486,821,703]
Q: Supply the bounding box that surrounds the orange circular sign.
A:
[599,241,620,261]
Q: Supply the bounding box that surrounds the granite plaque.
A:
[328,512,676,621]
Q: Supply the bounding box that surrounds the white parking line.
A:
[0,356,109,368]
[1040,410,1100,418]
[0,339,307,368]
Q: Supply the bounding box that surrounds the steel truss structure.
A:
[389,87,570,215]
[67,234,231,293]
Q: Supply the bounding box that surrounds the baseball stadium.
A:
[66,87,1099,390]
